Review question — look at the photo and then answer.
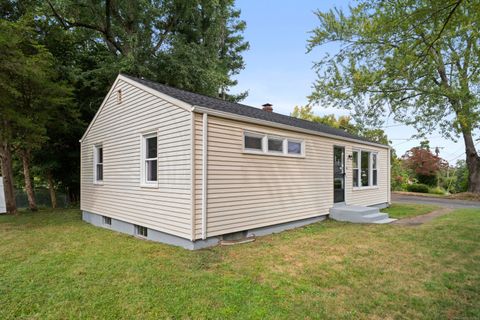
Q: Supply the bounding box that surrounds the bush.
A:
[429,186,447,195]
[406,183,429,193]
[417,174,437,186]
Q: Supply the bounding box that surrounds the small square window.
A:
[135,225,148,238]
[288,140,302,154]
[244,134,262,150]
[268,138,283,152]
[102,216,112,226]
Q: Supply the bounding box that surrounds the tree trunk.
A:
[20,149,37,211]
[0,140,16,214]
[462,131,480,193]
[47,171,57,209]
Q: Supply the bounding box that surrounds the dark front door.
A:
[333,146,345,203]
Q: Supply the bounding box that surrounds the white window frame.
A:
[243,131,265,153]
[243,131,305,158]
[267,135,284,153]
[352,149,379,189]
[140,132,158,188]
[93,144,103,184]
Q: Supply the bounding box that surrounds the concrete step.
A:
[362,212,389,221]
[330,205,379,216]
[329,205,396,224]
[372,217,397,224]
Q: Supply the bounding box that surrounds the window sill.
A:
[242,150,305,158]
[93,182,104,186]
[140,183,159,189]
[353,186,379,191]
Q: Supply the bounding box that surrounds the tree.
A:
[403,146,448,186]
[452,160,468,193]
[291,105,390,145]
[308,0,480,192]
[45,0,249,100]
[0,17,72,212]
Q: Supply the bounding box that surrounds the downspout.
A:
[201,113,208,239]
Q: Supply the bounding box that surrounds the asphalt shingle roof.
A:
[122,74,386,146]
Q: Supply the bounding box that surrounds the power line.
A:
[391,135,443,147]
[445,141,480,163]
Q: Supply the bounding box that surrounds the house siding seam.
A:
[194,115,389,238]
[80,79,192,239]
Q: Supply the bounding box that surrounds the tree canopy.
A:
[0,0,249,212]
[308,0,480,192]
[291,105,390,145]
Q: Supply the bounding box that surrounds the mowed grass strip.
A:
[0,208,479,319]
[383,203,439,219]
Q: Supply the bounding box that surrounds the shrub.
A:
[417,174,437,186]
[406,183,429,193]
[429,186,447,195]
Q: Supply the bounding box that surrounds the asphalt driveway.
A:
[392,193,480,209]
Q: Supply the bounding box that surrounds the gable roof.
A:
[120,74,387,147]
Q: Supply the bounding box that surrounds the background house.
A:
[0,177,6,214]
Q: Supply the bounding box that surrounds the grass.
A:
[383,203,439,219]
[1,208,479,319]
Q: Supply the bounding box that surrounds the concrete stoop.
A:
[329,205,397,224]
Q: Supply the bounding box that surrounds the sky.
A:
[232,0,465,164]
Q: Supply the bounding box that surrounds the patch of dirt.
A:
[392,208,453,226]
[447,192,480,202]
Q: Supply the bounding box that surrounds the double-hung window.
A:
[94,145,103,183]
[372,153,378,186]
[243,131,304,157]
[352,150,378,188]
[142,133,158,185]
[352,151,359,187]
[361,151,370,187]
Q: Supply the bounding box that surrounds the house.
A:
[0,177,6,214]
[80,74,392,249]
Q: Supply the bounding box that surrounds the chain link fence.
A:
[15,187,70,209]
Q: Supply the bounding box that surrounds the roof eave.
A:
[191,105,389,149]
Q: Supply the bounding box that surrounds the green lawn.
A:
[1,208,479,319]
[383,203,439,219]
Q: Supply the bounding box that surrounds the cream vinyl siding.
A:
[194,115,389,238]
[80,79,192,239]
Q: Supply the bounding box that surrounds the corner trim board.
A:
[190,113,196,241]
[201,113,208,239]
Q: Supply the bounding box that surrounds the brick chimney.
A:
[262,103,273,112]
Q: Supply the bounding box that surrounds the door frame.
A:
[333,145,346,204]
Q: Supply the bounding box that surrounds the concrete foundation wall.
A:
[82,211,326,250]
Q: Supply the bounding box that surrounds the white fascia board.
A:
[191,105,390,150]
